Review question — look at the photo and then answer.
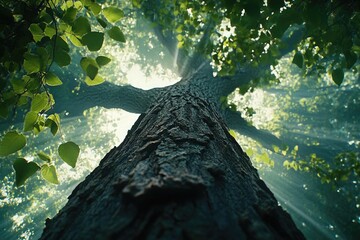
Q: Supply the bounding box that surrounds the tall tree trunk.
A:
[40,83,304,239]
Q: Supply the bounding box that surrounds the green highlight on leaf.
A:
[13,158,40,187]
[37,151,52,162]
[107,26,126,43]
[85,75,105,86]
[0,131,26,157]
[44,25,56,38]
[58,141,80,168]
[229,129,237,139]
[45,72,63,86]
[82,32,104,51]
[24,111,38,132]
[103,7,124,23]
[41,164,59,184]
[68,34,83,47]
[331,68,344,86]
[88,2,101,15]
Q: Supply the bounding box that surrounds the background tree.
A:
[0,0,359,239]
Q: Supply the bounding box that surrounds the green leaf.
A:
[23,53,41,74]
[85,75,105,86]
[45,114,60,136]
[72,16,91,36]
[41,165,59,184]
[45,72,63,86]
[31,92,50,112]
[96,56,111,66]
[44,25,56,38]
[344,51,357,69]
[37,47,50,71]
[67,34,83,47]
[103,7,124,23]
[89,2,101,15]
[292,51,303,68]
[0,131,27,157]
[96,17,107,28]
[107,26,126,43]
[24,111,38,132]
[63,7,77,24]
[33,114,46,135]
[55,36,70,52]
[86,64,98,80]
[13,158,40,187]
[0,102,9,119]
[11,78,25,94]
[229,129,237,138]
[80,57,98,71]
[82,32,104,51]
[352,45,360,53]
[331,68,344,86]
[37,151,52,162]
[29,23,44,42]
[54,50,71,67]
[58,141,80,168]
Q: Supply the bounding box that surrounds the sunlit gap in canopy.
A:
[1,114,121,240]
[94,39,181,143]
[227,56,360,239]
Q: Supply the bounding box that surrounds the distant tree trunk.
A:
[40,83,304,239]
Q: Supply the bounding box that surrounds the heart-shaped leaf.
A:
[58,141,80,168]
[41,164,59,184]
[82,32,104,51]
[13,158,40,187]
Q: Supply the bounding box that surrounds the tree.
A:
[1,0,359,239]
[41,78,305,239]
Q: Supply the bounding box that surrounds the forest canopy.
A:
[1,0,358,186]
[0,0,359,238]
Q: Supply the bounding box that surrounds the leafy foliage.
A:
[0,0,125,186]
[135,0,359,80]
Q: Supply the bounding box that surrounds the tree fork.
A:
[41,84,305,239]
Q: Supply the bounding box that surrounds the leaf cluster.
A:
[135,0,359,85]
[0,0,125,186]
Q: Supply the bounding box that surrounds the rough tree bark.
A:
[40,81,304,239]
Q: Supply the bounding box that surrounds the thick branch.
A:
[52,81,161,116]
[224,108,354,160]
[224,109,282,151]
